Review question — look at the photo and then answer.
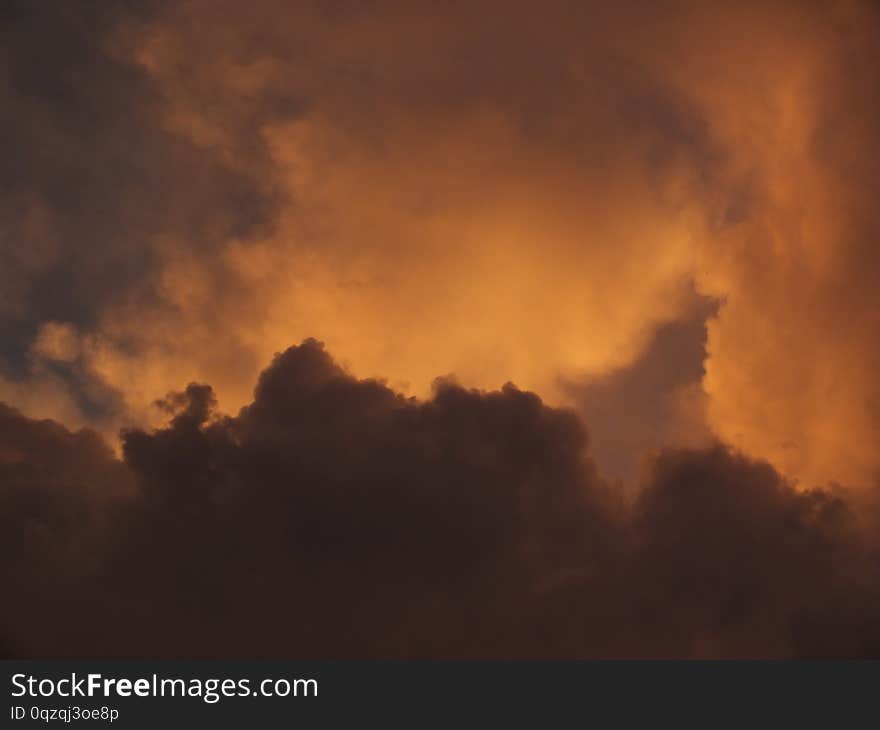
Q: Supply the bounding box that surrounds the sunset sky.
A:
[2,0,880,658]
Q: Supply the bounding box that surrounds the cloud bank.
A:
[2,341,878,658]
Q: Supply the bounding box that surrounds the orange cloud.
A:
[5,0,879,489]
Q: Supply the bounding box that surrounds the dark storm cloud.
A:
[0,401,131,657]
[1,341,877,658]
[626,448,880,658]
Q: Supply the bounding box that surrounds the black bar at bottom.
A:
[3,661,877,727]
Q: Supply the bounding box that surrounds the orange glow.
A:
[4,0,879,489]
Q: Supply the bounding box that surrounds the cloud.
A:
[2,341,877,658]
[2,0,877,489]
[661,0,880,488]
[0,400,132,657]
[5,0,714,441]
[0,0,279,430]
[562,292,717,486]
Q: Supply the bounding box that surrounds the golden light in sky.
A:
[5,0,873,489]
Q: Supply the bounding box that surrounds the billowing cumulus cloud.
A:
[2,341,879,658]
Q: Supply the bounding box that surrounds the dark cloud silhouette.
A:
[582,447,879,658]
[1,341,878,658]
[0,402,131,657]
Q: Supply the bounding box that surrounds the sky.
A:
[2,0,880,658]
